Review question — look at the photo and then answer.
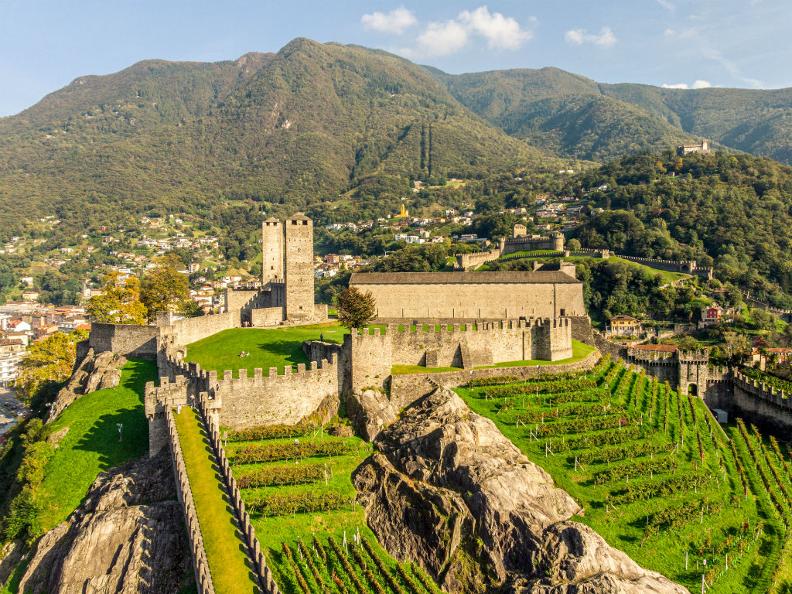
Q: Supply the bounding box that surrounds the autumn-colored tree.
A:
[15,332,79,404]
[336,286,376,329]
[86,273,147,325]
[140,263,191,321]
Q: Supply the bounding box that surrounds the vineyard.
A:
[225,424,443,594]
[456,356,792,593]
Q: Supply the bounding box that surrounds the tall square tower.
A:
[284,213,315,321]
[261,217,284,284]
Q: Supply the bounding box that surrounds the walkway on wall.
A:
[174,407,261,594]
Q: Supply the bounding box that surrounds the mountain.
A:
[0,39,547,239]
[433,66,792,164]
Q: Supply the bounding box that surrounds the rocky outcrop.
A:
[17,452,191,594]
[47,349,126,422]
[346,388,399,441]
[353,387,688,594]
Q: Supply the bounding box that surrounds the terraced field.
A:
[225,425,442,594]
[456,357,792,593]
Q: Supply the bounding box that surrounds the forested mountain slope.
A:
[573,151,792,307]
[0,39,546,240]
[434,66,792,164]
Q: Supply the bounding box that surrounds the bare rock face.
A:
[353,387,688,594]
[47,349,126,422]
[346,388,399,441]
[18,452,191,594]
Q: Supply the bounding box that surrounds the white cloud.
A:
[457,6,532,50]
[656,0,675,11]
[361,7,417,35]
[564,26,617,47]
[661,79,713,90]
[416,20,469,56]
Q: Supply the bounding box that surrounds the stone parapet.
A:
[165,408,216,594]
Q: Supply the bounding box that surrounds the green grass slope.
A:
[174,407,259,594]
[456,357,791,593]
[37,358,154,532]
[185,323,346,377]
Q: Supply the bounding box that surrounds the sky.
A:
[1,0,790,116]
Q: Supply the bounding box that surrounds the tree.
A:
[336,287,376,329]
[567,238,582,252]
[86,273,147,325]
[140,263,190,321]
[15,332,78,405]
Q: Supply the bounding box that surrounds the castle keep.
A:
[256,213,324,324]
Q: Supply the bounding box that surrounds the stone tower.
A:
[284,213,314,321]
[552,231,565,252]
[677,350,710,397]
[261,217,284,284]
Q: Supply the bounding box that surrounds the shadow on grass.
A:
[252,339,310,368]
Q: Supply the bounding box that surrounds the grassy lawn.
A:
[609,256,690,284]
[455,360,788,593]
[174,407,259,594]
[185,323,347,377]
[36,359,155,533]
[391,364,461,375]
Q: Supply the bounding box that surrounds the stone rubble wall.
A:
[195,394,281,594]
[165,408,216,594]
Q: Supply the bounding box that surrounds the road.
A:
[0,386,28,437]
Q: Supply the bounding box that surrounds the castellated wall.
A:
[731,371,792,433]
[455,248,502,271]
[343,319,573,394]
[167,311,239,347]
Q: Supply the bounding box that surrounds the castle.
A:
[455,229,564,270]
[677,139,710,155]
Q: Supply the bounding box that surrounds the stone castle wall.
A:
[732,371,792,433]
[164,408,216,594]
[357,281,586,320]
[390,349,600,407]
[343,319,573,394]
[89,322,160,358]
[154,353,341,431]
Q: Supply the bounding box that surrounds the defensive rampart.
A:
[195,394,281,593]
[732,370,792,433]
[151,352,341,431]
[344,319,573,394]
[389,349,601,406]
[165,408,216,594]
[89,322,160,358]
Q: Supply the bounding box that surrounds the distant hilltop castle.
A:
[677,139,710,156]
[455,227,564,271]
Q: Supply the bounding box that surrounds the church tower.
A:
[284,213,314,321]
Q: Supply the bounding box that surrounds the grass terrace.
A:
[174,407,260,594]
[455,357,791,593]
[225,424,443,593]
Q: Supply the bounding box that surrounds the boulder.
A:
[353,386,688,594]
[17,451,191,594]
[47,349,126,422]
[346,388,399,440]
